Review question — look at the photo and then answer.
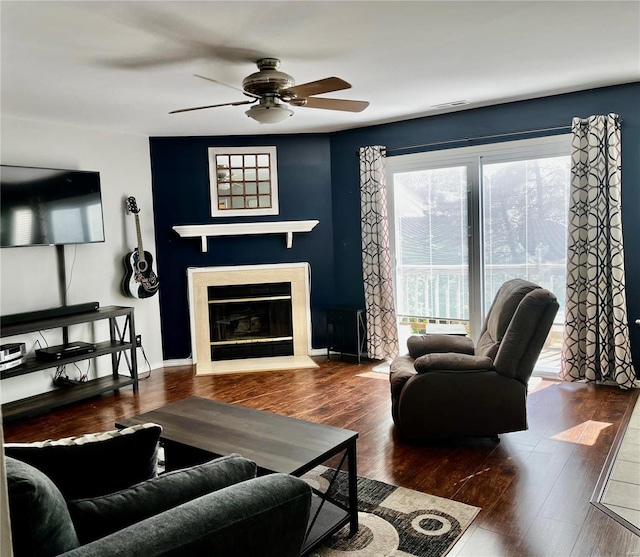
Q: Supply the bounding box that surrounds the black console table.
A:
[1,306,138,422]
[326,307,367,364]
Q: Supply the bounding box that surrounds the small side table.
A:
[326,307,367,364]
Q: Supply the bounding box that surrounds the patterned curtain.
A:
[560,114,636,389]
[359,146,399,360]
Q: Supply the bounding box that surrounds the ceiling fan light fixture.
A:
[245,102,294,124]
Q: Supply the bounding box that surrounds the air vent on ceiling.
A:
[431,100,470,109]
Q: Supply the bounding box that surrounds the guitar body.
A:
[122,249,159,299]
[122,196,160,299]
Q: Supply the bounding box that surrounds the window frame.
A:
[208,146,280,217]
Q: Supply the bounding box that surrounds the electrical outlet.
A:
[135,335,142,348]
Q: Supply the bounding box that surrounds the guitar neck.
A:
[134,214,146,264]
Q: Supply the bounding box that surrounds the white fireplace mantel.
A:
[173,220,319,252]
[187,263,317,375]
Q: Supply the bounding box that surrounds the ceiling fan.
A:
[169,58,369,124]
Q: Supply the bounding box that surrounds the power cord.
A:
[72,360,90,382]
[64,244,78,296]
[53,365,75,386]
[38,331,49,348]
[138,342,152,380]
[32,338,44,358]
[52,360,89,387]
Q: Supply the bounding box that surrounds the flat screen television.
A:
[0,164,105,248]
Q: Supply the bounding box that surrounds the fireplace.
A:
[187,263,317,374]
[208,282,294,361]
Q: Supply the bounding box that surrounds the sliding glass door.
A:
[482,156,569,314]
[387,136,570,372]
[389,164,472,350]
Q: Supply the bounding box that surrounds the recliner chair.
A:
[390,279,559,441]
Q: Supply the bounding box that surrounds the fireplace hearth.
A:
[188,263,317,374]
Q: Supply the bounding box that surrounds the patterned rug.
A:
[303,467,480,557]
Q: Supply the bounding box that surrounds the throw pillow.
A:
[67,454,257,544]
[5,423,162,500]
[6,456,80,557]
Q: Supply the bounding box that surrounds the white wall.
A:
[0,116,163,404]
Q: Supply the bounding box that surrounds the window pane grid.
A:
[215,153,273,210]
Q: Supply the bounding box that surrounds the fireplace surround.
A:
[187,263,317,374]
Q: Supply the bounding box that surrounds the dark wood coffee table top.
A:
[117,396,358,476]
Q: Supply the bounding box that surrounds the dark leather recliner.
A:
[390,279,559,440]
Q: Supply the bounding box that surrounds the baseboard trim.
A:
[163,358,193,367]
[135,361,165,374]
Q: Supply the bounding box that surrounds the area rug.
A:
[303,467,480,557]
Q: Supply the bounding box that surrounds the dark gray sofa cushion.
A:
[62,473,312,557]
[5,423,162,500]
[67,454,257,544]
[6,456,80,557]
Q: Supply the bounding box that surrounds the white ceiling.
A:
[1,1,639,138]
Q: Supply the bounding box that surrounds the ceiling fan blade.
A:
[301,97,369,113]
[112,6,267,64]
[100,52,200,70]
[194,74,261,99]
[284,77,351,98]
[169,99,256,114]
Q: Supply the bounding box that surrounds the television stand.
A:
[0,305,138,422]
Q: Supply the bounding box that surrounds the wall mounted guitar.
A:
[123,196,159,299]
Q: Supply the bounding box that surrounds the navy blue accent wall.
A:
[329,83,640,370]
[150,83,639,371]
[149,134,333,359]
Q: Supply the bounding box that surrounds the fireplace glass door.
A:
[208,282,294,361]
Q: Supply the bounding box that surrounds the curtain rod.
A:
[356,124,572,156]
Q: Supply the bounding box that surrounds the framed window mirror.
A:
[208,146,279,217]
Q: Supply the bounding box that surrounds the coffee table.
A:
[116,396,358,555]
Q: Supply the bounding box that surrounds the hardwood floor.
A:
[4,358,639,556]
